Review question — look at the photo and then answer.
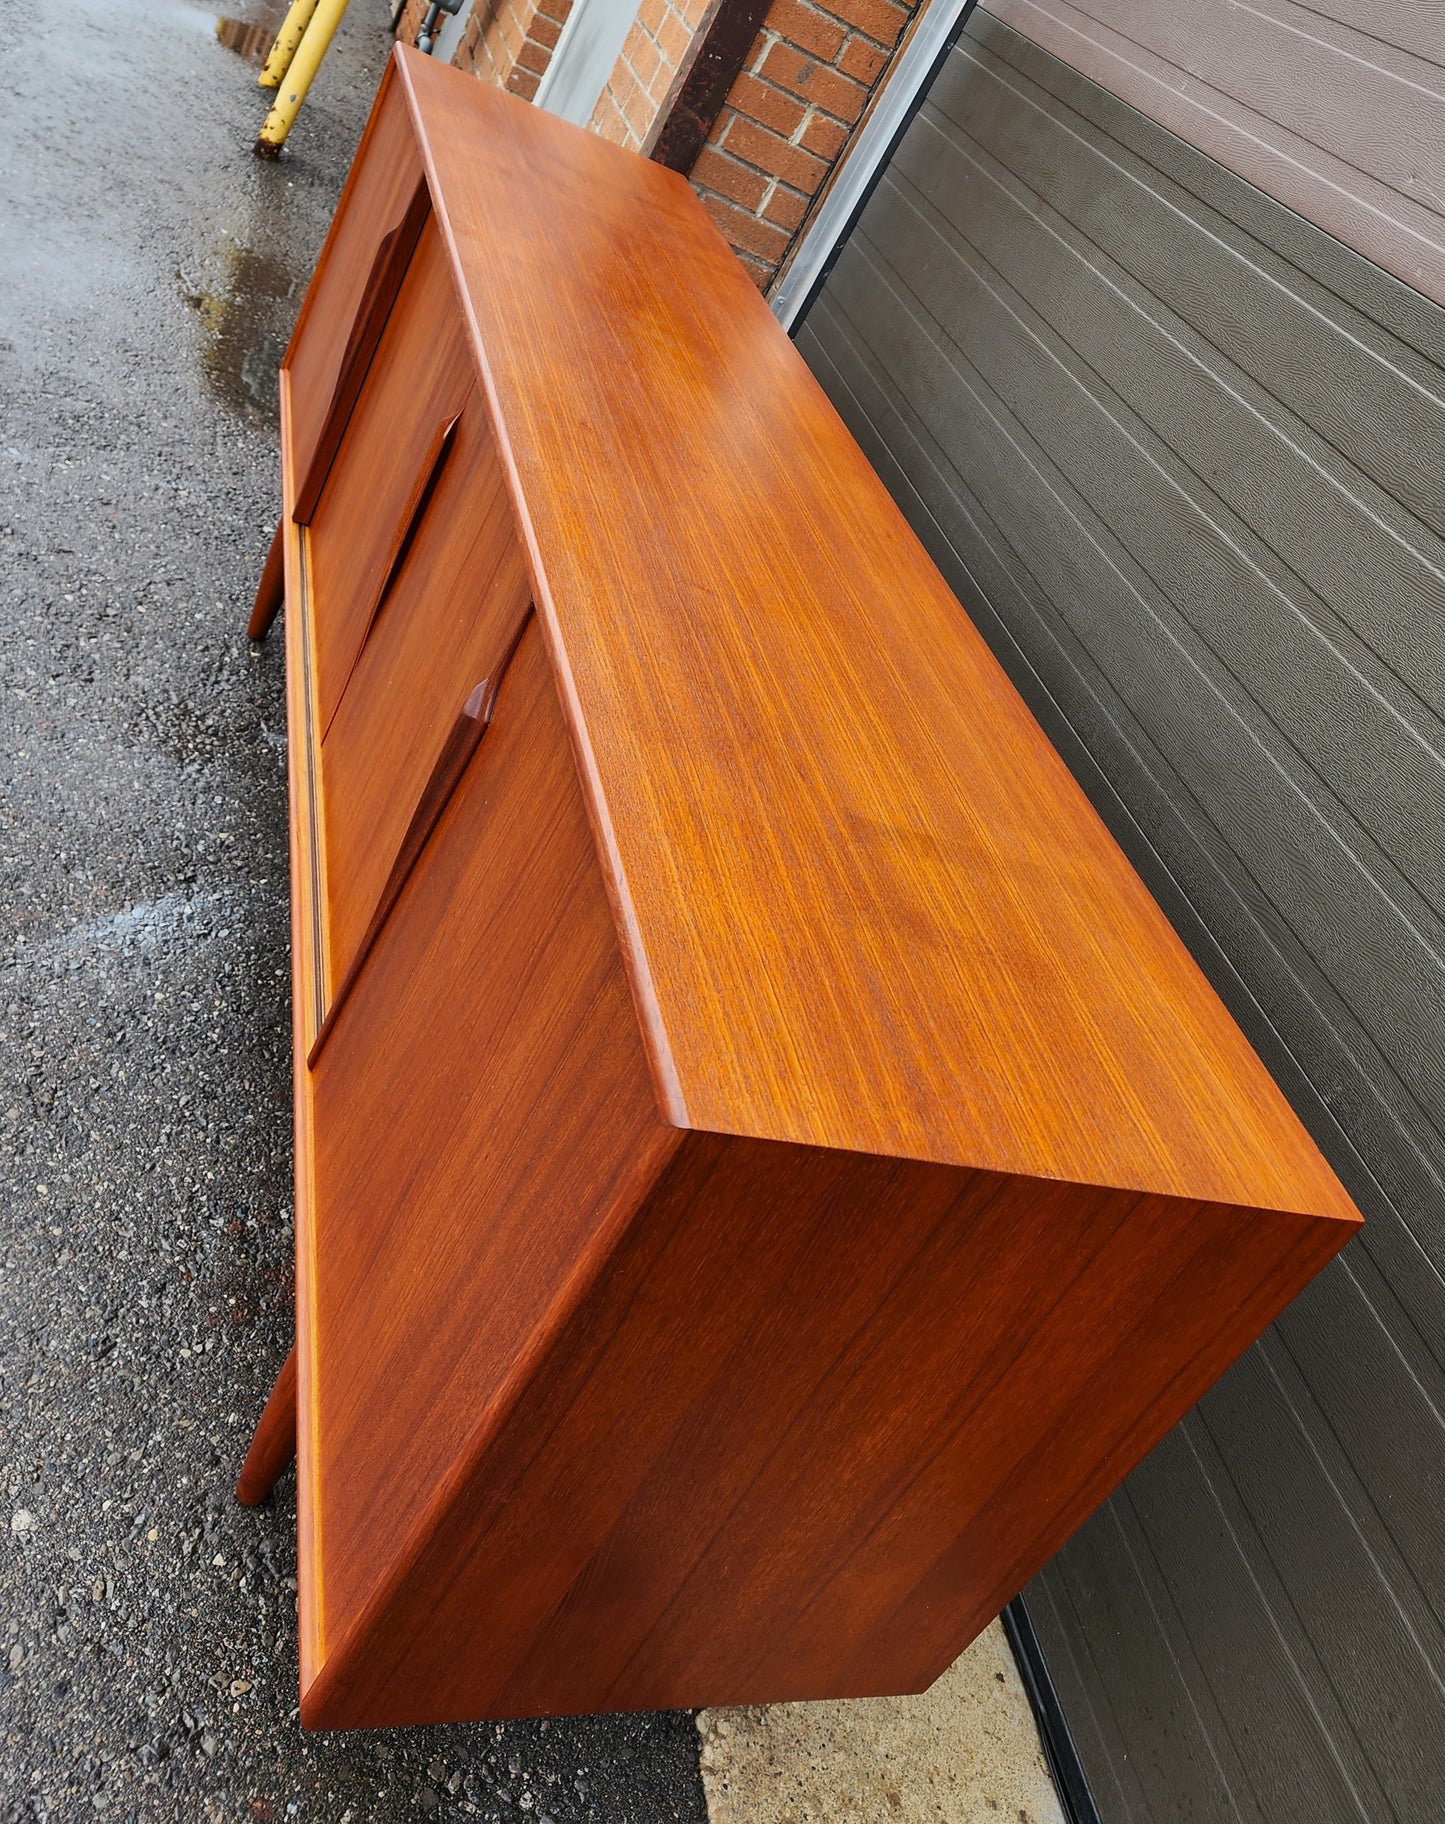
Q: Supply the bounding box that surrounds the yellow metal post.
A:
[257,0,322,88]
[254,0,352,158]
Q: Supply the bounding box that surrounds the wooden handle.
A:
[293,177,431,526]
[308,608,536,1068]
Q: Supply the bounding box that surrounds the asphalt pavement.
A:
[0,2,708,1818]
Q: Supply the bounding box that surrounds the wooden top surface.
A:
[395,48,1357,1219]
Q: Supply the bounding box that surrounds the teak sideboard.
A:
[242,45,1361,1729]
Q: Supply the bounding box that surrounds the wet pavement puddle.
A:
[214,0,290,63]
[214,18,274,62]
[182,244,297,419]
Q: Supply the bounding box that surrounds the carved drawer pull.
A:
[293,178,431,527]
[309,607,536,1067]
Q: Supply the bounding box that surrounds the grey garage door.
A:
[795,13,1445,1823]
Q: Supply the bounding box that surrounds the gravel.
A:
[0,1,709,1819]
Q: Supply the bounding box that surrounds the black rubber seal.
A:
[1002,1596,1105,1824]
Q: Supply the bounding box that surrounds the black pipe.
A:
[417,0,463,56]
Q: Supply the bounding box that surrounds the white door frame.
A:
[770,0,977,330]
[533,0,645,127]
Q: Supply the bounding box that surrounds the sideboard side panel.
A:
[302,1134,1349,1725]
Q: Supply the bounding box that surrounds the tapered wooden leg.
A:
[247,519,286,641]
[236,1346,298,1506]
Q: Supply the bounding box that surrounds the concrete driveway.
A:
[0,1,705,1817]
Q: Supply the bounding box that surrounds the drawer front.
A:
[304,216,476,735]
[317,385,533,1001]
[306,617,666,1640]
[284,67,426,488]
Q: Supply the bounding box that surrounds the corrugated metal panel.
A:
[978,0,1445,310]
[795,14,1445,1821]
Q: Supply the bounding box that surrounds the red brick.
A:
[757,42,869,120]
[761,182,810,230]
[736,249,774,289]
[692,146,770,210]
[609,62,642,115]
[838,33,888,83]
[529,12,563,48]
[820,0,910,48]
[656,8,695,68]
[644,71,676,117]
[699,193,793,263]
[625,26,663,89]
[719,114,827,191]
[592,89,631,140]
[621,72,656,137]
[507,65,541,98]
[726,71,807,137]
[797,110,848,159]
[766,0,846,62]
[515,36,552,73]
[535,0,574,22]
[494,4,524,55]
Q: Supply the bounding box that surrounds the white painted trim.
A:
[534,0,645,126]
[770,0,972,330]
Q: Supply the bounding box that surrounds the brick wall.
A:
[393,0,571,100]
[589,0,717,151]
[689,0,920,286]
[452,0,575,99]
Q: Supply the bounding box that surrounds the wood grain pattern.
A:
[400,50,1354,1219]
[263,50,1364,1729]
[292,178,431,529]
[235,1346,297,1506]
[281,60,427,490]
[298,1133,1349,1726]
[304,216,474,739]
[306,619,680,1663]
[318,406,462,740]
[316,381,531,1003]
[309,618,534,1064]
[247,519,285,642]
